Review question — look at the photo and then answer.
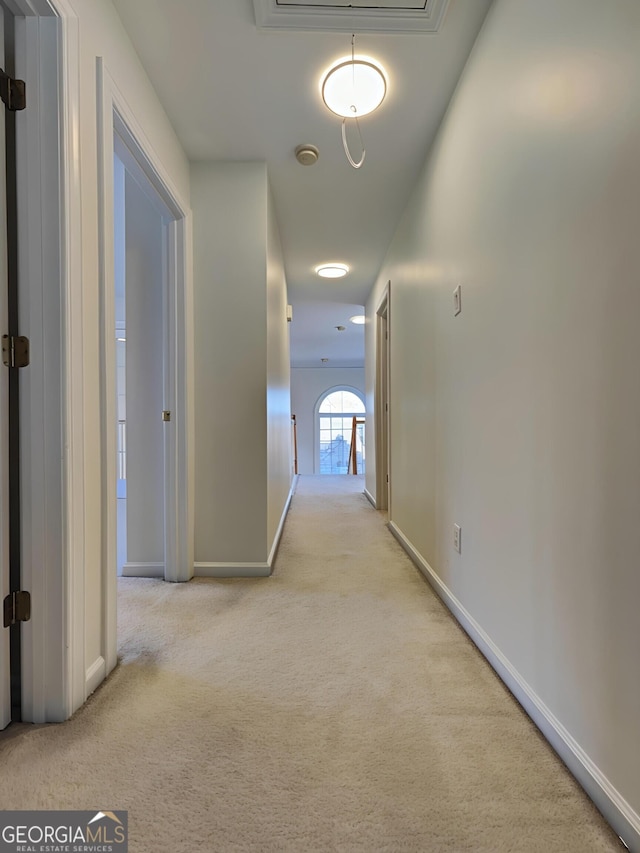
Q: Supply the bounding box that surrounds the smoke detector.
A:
[295,144,319,166]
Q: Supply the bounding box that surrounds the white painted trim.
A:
[252,0,450,33]
[194,563,271,579]
[313,385,365,474]
[374,284,390,514]
[55,0,85,726]
[363,488,376,509]
[14,0,83,723]
[121,563,164,579]
[0,9,11,732]
[388,520,640,852]
[194,481,295,579]
[96,59,194,686]
[85,656,106,697]
[267,483,294,566]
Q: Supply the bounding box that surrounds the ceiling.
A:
[111,0,492,367]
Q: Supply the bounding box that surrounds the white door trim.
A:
[0,3,11,731]
[12,0,84,722]
[96,58,194,677]
[375,284,390,513]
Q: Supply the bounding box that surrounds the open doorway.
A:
[97,58,194,681]
[113,144,169,579]
[375,286,390,511]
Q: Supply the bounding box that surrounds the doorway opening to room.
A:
[316,387,366,475]
[375,287,390,511]
[96,58,193,694]
[112,142,171,580]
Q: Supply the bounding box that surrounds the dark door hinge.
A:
[0,68,26,111]
[3,591,31,628]
[2,335,30,368]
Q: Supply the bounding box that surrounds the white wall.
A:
[291,368,365,474]
[266,186,293,551]
[191,162,292,574]
[366,0,640,844]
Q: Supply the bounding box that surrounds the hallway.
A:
[0,477,622,851]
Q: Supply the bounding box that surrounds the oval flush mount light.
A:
[315,263,349,279]
[321,56,387,118]
[350,315,366,325]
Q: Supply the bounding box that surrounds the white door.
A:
[0,6,12,730]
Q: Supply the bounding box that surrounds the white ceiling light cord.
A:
[342,116,365,169]
[343,34,365,169]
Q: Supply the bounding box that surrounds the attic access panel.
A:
[253,0,450,33]
[277,1,427,7]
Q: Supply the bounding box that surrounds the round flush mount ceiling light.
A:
[350,315,366,325]
[315,263,349,279]
[321,55,388,119]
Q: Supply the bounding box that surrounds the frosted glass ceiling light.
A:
[316,263,349,279]
[350,315,366,325]
[322,58,387,119]
[320,35,387,169]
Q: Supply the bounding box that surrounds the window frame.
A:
[314,385,366,475]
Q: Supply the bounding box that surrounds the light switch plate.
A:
[453,285,462,316]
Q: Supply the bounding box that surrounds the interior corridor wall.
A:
[291,368,365,475]
[366,0,640,841]
[266,186,293,551]
[191,162,292,574]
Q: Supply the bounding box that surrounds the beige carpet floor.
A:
[0,475,623,852]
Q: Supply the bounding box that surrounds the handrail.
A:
[348,416,365,474]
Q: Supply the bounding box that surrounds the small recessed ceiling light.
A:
[315,263,349,279]
[350,315,365,325]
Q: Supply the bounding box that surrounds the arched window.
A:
[316,387,366,474]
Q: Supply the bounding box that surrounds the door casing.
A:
[375,284,391,513]
[97,58,194,682]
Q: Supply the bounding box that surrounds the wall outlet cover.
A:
[453,523,462,553]
[453,285,462,316]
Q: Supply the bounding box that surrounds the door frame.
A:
[96,58,194,677]
[375,283,391,512]
[0,4,10,729]
[313,385,366,475]
[10,0,84,722]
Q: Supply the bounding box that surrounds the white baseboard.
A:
[388,520,640,853]
[194,482,295,579]
[121,562,164,578]
[364,488,376,508]
[85,656,106,697]
[194,562,271,579]
[268,482,294,566]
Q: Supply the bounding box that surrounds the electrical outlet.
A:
[453,523,462,553]
[453,284,462,316]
